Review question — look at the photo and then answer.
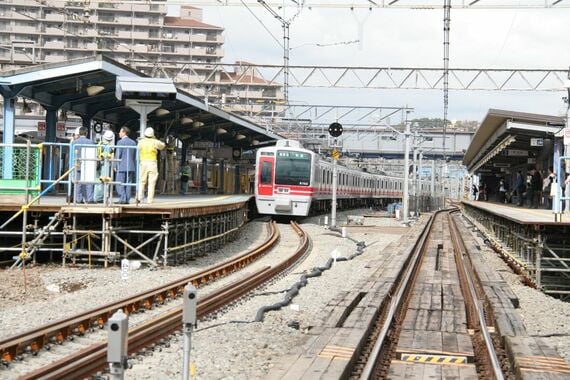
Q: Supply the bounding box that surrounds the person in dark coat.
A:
[528,167,542,208]
[114,126,137,204]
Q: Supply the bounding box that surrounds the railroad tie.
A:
[318,345,354,361]
[517,356,570,374]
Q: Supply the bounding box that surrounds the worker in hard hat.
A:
[137,127,165,204]
[94,129,115,203]
[72,126,96,204]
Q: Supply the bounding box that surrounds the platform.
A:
[0,194,254,267]
[462,200,570,226]
[461,200,570,299]
[0,194,253,218]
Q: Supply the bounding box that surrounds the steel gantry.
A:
[170,0,570,9]
[143,62,570,92]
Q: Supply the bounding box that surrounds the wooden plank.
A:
[457,365,479,380]
[427,310,442,331]
[425,331,443,352]
[397,329,415,351]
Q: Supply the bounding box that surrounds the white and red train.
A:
[255,140,408,217]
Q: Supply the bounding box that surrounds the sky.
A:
[171,2,570,124]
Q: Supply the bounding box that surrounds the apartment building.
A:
[0,1,283,117]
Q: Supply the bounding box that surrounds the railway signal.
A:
[328,122,343,138]
[328,122,342,228]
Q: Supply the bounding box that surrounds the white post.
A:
[331,139,338,228]
[403,122,411,224]
[431,160,436,209]
[412,146,418,216]
[418,150,423,214]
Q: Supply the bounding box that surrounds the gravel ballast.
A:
[2,211,569,379]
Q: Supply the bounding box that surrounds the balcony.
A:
[43,41,65,49]
[43,13,65,22]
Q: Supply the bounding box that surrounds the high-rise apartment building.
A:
[0,1,283,117]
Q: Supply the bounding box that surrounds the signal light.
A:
[328,122,343,138]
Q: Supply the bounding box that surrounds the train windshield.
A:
[275,150,311,186]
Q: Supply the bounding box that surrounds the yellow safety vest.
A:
[138,137,165,161]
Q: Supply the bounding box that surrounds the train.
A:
[255,139,413,217]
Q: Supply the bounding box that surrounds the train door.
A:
[258,156,274,196]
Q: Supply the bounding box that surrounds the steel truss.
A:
[183,0,570,9]
[180,62,568,92]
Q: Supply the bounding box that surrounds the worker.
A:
[94,130,115,203]
[115,126,137,204]
[137,127,165,204]
[73,126,96,204]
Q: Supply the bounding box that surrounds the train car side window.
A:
[260,161,272,184]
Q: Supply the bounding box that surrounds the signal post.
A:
[329,122,343,228]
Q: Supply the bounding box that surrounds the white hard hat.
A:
[103,130,114,141]
[144,127,155,138]
[74,127,81,136]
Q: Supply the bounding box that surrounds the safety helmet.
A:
[103,130,114,141]
[144,127,155,138]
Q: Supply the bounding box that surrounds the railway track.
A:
[1,221,279,366]
[4,220,310,379]
[352,209,511,379]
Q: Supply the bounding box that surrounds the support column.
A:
[218,160,225,194]
[234,165,240,194]
[181,140,189,163]
[2,96,16,179]
[402,121,411,225]
[201,157,208,194]
[44,108,58,185]
[81,116,91,137]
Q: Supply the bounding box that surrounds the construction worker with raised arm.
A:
[137,127,165,204]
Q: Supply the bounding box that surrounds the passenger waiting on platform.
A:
[528,167,542,208]
[180,160,192,194]
[498,179,507,203]
[543,167,555,209]
[137,127,165,204]
[73,126,96,204]
[478,183,487,201]
[471,184,478,200]
[514,171,525,206]
[115,126,136,205]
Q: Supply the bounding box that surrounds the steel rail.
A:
[359,211,436,379]
[20,221,310,380]
[0,221,280,364]
[448,213,504,380]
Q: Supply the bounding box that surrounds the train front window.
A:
[275,150,311,186]
[260,161,273,184]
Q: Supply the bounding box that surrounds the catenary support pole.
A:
[403,121,411,225]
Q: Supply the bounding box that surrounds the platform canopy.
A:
[0,55,280,149]
[463,109,565,175]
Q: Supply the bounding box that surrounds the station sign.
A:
[193,141,217,149]
[507,149,528,157]
[530,138,543,147]
[37,121,45,138]
[37,121,66,138]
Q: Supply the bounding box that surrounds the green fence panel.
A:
[0,146,41,195]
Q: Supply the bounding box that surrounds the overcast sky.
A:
[173,3,570,123]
